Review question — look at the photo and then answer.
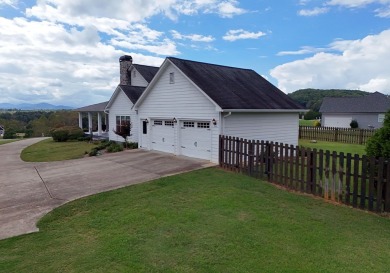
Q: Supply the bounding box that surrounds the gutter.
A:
[221,109,309,113]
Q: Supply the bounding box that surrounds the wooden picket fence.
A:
[219,135,390,213]
[299,126,376,145]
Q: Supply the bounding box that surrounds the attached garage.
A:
[135,57,304,163]
[179,121,212,160]
[323,115,352,128]
[151,120,175,154]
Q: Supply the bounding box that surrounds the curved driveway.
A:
[0,138,213,240]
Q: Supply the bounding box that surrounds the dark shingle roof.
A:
[74,101,108,112]
[132,64,159,83]
[167,57,304,110]
[119,85,145,104]
[320,92,390,113]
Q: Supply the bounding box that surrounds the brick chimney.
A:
[119,55,133,85]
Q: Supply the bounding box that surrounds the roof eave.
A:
[221,109,308,113]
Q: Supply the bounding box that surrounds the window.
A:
[116,116,131,135]
[154,120,163,125]
[165,121,174,126]
[197,122,210,129]
[169,72,174,84]
[378,114,385,123]
[133,70,136,78]
[183,121,195,127]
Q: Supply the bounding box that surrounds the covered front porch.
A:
[74,101,109,138]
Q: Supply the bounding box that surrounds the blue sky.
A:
[0,0,389,107]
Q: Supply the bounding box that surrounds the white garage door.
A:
[325,116,352,128]
[151,120,175,153]
[180,121,211,160]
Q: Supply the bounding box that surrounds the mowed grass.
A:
[0,139,19,145]
[1,168,389,273]
[20,138,96,162]
[299,119,315,126]
[299,139,366,156]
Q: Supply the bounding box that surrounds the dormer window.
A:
[169,72,174,84]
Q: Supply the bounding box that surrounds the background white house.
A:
[320,92,390,128]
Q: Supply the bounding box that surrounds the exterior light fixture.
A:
[173,117,177,123]
[144,118,149,123]
[212,118,217,125]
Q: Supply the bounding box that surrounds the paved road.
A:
[0,138,214,240]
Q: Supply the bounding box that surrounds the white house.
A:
[133,57,305,163]
[320,92,390,129]
[105,55,158,142]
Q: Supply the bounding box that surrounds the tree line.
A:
[288,88,369,120]
[0,110,81,139]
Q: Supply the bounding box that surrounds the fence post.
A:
[359,129,364,145]
[219,135,223,167]
[248,140,254,176]
[335,128,339,142]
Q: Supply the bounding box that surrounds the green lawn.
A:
[0,168,389,273]
[299,119,315,126]
[20,138,96,162]
[0,139,19,145]
[299,139,366,156]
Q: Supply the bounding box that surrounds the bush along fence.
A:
[299,126,376,145]
[219,135,390,213]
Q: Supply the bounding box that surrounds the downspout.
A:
[222,112,232,135]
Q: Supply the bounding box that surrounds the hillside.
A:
[0,103,73,110]
[288,89,369,112]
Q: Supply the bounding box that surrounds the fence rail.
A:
[299,126,376,145]
[219,135,390,213]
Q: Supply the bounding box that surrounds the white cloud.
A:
[277,46,328,56]
[0,16,164,106]
[326,0,390,8]
[216,0,247,18]
[298,7,329,16]
[171,30,215,42]
[223,29,266,41]
[0,0,17,8]
[326,0,390,17]
[270,29,390,94]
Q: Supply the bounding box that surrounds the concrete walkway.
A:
[0,138,214,240]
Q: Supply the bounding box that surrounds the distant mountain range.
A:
[0,103,73,110]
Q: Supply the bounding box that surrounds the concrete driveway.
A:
[0,138,214,240]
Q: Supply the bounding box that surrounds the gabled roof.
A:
[166,57,304,110]
[105,85,145,109]
[119,85,145,104]
[74,101,108,112]
[132,64,159,83]
[320,92,390,113]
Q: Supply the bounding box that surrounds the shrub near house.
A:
[51,126,85,142]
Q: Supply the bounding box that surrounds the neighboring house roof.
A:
[119,85,145,104]
[132,64,159,83]
[74,101,108,112]
[320,92,390,113]
[164,57,304,110]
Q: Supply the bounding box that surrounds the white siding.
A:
[138,63,220,162]
[131,68,148,87]
[222,112,299,146]
[322,114,352,128]
[108,91,139,143]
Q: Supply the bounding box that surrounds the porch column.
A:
[104,113,108,132]
[78,112,83,129]
[97,112,102,136]
[88,112,92,135]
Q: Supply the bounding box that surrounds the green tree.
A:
[366,110,390,158]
